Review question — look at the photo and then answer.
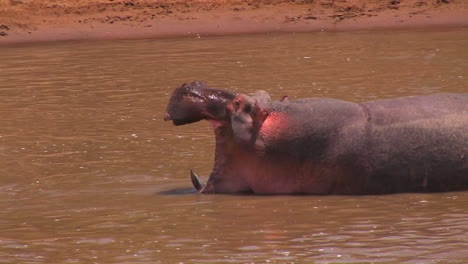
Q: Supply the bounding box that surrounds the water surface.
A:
[1,29,468,263]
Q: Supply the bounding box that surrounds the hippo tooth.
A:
[190,169,205,192]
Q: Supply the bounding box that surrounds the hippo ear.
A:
[251,90,271,105]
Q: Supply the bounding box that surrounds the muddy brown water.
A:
[1,29,468,263]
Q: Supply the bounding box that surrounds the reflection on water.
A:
[1,29,468,263]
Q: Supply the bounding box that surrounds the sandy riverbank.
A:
[1,0,468,44]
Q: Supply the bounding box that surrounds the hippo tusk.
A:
[190,169,205,192]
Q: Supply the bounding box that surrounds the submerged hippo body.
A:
[164,81,468,195]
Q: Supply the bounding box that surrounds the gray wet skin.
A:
[165,81,468,195]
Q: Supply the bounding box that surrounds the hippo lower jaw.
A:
[191,121,253,194]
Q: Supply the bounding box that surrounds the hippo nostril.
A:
[164,112,172,121]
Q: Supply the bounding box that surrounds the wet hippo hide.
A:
[164,81,468,195]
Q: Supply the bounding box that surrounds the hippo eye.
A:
[244,104,252,113]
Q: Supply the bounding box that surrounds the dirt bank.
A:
[1,0,468,44]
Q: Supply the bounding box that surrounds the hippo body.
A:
[164,82,468,195]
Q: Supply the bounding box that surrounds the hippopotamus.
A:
[164,81,468,195]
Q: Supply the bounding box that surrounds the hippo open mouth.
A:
[164,81,468,195]
[164,81,275,194]
[164,81,241,193]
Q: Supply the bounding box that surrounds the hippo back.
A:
[360,93,468,193]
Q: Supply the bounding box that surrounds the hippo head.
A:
[164,82,272,193]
